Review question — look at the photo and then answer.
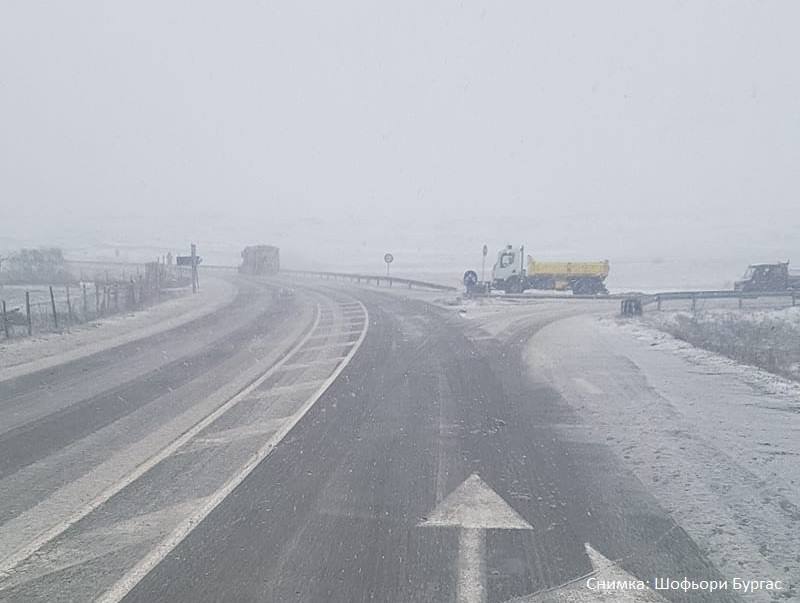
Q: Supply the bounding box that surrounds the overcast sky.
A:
[1,1,799,277]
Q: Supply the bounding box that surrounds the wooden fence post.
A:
[95,283,101,316]
[49,285,59,329]
[26,291,32,335]
[82,284,88,320]
[65,285,73,324]
[2,300,9,339]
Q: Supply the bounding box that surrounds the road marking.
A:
[0,497,212,592]
[97,300,369,603]
[421,474,532,603]
[278,356,348,371]
[189,419,286,447]
[299,343,354,353]
[338,328,366,336]
[512,543,667,602]
[573,377,603,395]
[0,304,322,579]
[250,380,326,396]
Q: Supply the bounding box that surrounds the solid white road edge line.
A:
[97,300,370,603]
[0,303,322,579]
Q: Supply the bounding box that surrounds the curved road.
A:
[0,279,747,602]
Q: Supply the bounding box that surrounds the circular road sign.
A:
[384,253,394,264]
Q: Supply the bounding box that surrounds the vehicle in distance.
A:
[239,245,280,275]
[491,244,609,294]
[734,261,800,292]
[274,286,295,301]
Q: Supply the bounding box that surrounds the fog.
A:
[2,1,799,290]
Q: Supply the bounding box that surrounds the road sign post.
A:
[481,244,488,282]
[384,253,394,277]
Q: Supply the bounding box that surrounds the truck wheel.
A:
[507,277,524,294]
[573,279,602,295]
[571,279,588,295]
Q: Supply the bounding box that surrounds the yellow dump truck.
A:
[490,245,609,294]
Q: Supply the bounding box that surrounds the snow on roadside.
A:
[609,313,800,399]
[0,276,237,381]
[641,307,800,382]
[528,315,800,600]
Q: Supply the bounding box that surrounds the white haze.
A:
[2,1,799,290]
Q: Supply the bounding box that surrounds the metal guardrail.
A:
[496,292,623,301]
[641,289,798,310]
[279,269,457,291]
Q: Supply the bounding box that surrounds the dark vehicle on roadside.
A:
[734,261,800,292]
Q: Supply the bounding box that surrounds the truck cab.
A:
[491,245,526,292]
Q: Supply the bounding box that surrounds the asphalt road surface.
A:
[0,278,746,602]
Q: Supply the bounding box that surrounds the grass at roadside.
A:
[645,306,800,381]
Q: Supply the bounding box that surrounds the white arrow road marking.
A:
[509,543,668,602]
[420,474,533,603]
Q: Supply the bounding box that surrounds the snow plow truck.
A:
[490,245,609,295]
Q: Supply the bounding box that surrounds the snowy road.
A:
[0,281,795,601]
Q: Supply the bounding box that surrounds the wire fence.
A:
[1,263,178,339]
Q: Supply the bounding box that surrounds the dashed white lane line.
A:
[250,380,327,396]
[97,300,370,603]
[299,343,354,353]
[279,356,348,371]
[189,419,287,448]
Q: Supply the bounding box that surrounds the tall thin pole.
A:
[191,243,198,294]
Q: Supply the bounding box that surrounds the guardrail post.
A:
[691,295,696,312]
[793,292,797,307]
[738,296,743,309]
[389,278,393,288]
[656,295,662,311]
